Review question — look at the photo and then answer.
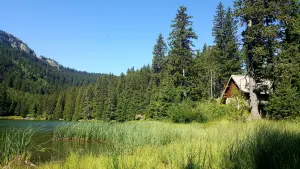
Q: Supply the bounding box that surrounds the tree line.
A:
[0,0,299,121]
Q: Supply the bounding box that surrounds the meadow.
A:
[45,120,300,169]
[1,120,300,169]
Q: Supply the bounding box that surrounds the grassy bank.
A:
[0,126,38,168]
[38,120,300,169]
[0,116,24,120]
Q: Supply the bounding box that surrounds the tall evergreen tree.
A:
[73,87,84,121]
[267,0,300,119]
[63,88,76,120]
[234,0,282,119]
[0,84,10,116]
[167,5,198,97]
[152,33,168,74]
[213,3,241,96]
[53,91,65,119]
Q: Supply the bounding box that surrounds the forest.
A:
[0,0,299,122]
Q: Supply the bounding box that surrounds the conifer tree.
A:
[152,33,168,74]
[267,0,300,118]
[234,0,282,119]
[213,2,241,95]
[63,88,76,120]
[167,5,198,97]
[73,87,84,121]
[0,84,10,116]
[53,91,65,119]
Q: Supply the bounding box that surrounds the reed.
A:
[0,126,37,167]
[43,120,300,169]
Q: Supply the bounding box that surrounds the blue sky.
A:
[0,0,235,75]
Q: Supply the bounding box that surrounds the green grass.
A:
[2,120,298,168]
[40,120,300,169]
[0,126,38,168]
[53,121,185,151]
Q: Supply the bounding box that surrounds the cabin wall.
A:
[223,80,238,98]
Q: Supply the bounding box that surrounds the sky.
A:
[0,0,236,75]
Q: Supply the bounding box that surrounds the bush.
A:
[167,100,238,123]
[267,85,300,120]
[194,101,232,122]
[167,100,196,123]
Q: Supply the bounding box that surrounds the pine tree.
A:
[73,87,84,121]
[213,2,226,54]
[267,0,300,119]
[167,5,198,97]
[63,88,76,120]
[82,85,94,120]
[213,3,241,95]
[53,91,65,120]
[152,33,168,74]
[234,0,282,119]
[0,84,10,116]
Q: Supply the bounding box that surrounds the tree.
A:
[53,91,65,119]
[73,87,84,121]
[191,45,218,99]
[63,88,76,120]
[0,84,10,116]
[213,2,241,96]
[152,33,168,74]
[267,0,300,119]
[167,5,198,97]
[234,0,282,119]
[82,85,94,120]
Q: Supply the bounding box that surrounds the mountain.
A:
[0,30,36,56]
[0,30,103,94]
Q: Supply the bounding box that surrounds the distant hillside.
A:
[0,30,103,94]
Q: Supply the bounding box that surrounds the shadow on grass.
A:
[223,124,300,169]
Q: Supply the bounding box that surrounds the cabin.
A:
[221,75,272,116]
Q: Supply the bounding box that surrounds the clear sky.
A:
[0,0,235,75]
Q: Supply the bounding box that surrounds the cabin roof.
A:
[221,75,272,98]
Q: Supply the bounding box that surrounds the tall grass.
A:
[0,126,38,167]
[54,121,187,151]
[44,121,300,169]
[223,122,300,169]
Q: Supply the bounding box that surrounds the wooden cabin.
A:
[221,75,271,116]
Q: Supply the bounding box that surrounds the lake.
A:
[0,120,110,163]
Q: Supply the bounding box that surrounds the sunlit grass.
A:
[40,120,300,169]
[0,126,38,168]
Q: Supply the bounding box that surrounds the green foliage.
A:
[0,2,299,121]
[0,126,38,166]
[0,84,11,116]
[267,85,300,119]
[227,88,249,121]
[0,44,101,95]
[195,101,232,122]
[212,3,241,95]
[167,5,197,89]
[40,121,300,169]
[167,101,195,123]
[168,100,240,123]
[152,33,168,74]
[54,121,183,149]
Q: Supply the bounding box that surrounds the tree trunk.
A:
[249,77,261,120]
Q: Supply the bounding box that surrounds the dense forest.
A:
[0,0,299,122]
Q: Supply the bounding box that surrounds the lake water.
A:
[0,120,110,163]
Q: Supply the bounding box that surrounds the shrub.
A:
[167,100,196,123]
[194,101,232,122]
